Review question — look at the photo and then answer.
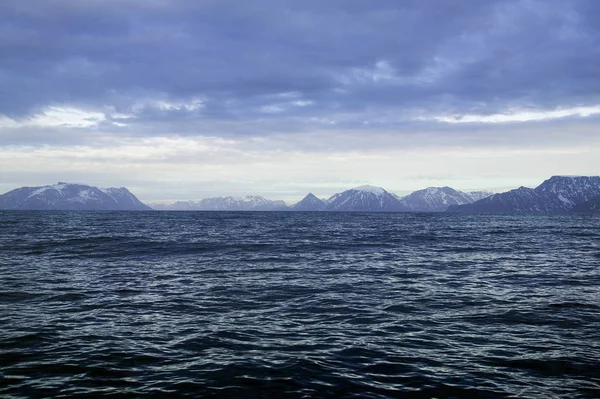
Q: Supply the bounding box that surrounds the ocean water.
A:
[1,211,599,398]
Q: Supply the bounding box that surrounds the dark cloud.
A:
[1,0,599,136]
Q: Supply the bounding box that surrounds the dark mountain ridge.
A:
[572,194,600,212]
[448,176,600,213]
[292,193,327,211]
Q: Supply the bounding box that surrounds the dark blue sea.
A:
[1,211,599,398]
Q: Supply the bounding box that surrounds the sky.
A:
[1,0,599,203]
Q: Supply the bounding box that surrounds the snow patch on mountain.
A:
[449,176,600,212]
[467,191,494,201]
[69,189,96,203]
[27,182,69,199]
[0,183,150,211]
[326,186,404,211]
[397,186,474,211]
[352,185,387,195]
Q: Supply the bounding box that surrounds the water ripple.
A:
[1,211,599,398]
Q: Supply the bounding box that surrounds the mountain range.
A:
[448,176,600,213]
[151,196,286,211]
[149,185,492,212]
[0,182,151,211]
[1,176,598,212]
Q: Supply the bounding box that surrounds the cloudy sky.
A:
[1,0,599,202]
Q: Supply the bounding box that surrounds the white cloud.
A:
[130,97,206,113]
[294,100,313,107]
[2,129,599,202]
[156,99,205,111]
[259,99,313,114]
[259,105,284,113]
[426,105,600,124]
[0,107,106,128]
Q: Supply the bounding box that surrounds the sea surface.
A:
[1,211,599,398]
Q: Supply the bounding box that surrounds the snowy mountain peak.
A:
[397,186,474,211]
[424,186,450,192]
[27,182,70,198]
[351,185,387,195]
[327,186,404,211]
[1,182,150,211]
[467,190,494,201]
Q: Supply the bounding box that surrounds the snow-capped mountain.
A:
[397,186,474,212]
[151,184,494,213]
[572,194,600,212]
[195,196,285,211]
[292,193,326,211]
[325,185,406,212]
[147,200,200,211]
[467,191,494,201]
[289,186,491,212]
[150,196,286,211]
[448,176,600,212]
[0,182,151,211]
[535,176,600,208]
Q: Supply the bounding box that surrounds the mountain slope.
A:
[325,185,406,212]
[571,194,600,212]
[292,193,326,211]
[535,176,600,208]
[449,176,600,213]
[0,182,151,211]
[448,187,560,213]
[467,191,494,201]
[398,186,474,212]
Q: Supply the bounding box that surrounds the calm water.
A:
[1,211,599,398]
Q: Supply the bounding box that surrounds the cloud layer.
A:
[1,0,599,200]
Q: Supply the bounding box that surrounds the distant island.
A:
[1,176,599,212]
[0,182,151,211]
